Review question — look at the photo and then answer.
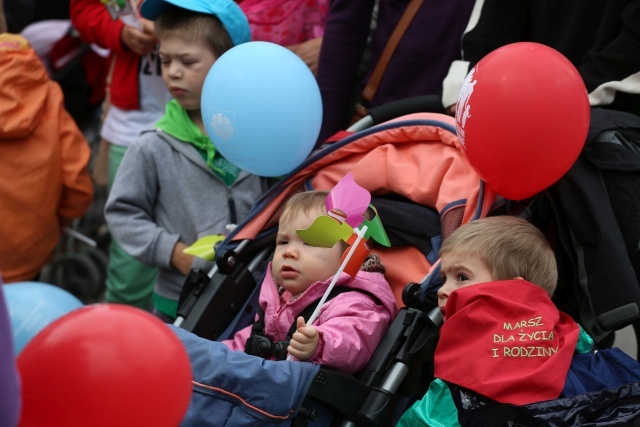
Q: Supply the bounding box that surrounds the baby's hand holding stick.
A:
[286,226,368,361]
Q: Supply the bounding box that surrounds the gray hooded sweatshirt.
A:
[105,127,268,309]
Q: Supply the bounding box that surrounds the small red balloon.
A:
[17,304,192,427]
[455,42,590,200]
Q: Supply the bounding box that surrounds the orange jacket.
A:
[0,34,94,282]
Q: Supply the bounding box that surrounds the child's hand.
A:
[121,24,157,55]
[171,241,195,276]
[288,317,319,361]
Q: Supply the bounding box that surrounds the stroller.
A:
[173,103,640,426]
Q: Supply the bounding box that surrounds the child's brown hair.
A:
[440,216,558,296]
[155,5,234,59]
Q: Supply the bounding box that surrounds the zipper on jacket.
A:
[228,192,237,224]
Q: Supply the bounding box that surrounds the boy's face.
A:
[159,33,217,113]
[272,208,344,296]
[438,253,495,319]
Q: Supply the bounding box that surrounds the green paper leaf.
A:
[183,234,226,261]
[362,205,391,247]
[297,216,353,247]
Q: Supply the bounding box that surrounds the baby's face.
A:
[438,253,495,319]
[272,209,344,296]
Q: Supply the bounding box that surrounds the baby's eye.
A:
[456,274,469,282]
[277,239,288,246]
[440,275,447,283]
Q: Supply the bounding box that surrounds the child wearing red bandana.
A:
[397,216,595,426]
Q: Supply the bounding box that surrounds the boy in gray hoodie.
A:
[105,0,268,321]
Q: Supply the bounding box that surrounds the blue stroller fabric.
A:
[563,347,640,396]
[526,348,640,426]
[449,348,640,426]
[169,325,320,426]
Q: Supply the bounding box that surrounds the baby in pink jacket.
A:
[223,191,398,375]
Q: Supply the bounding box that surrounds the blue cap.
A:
[140,0,251,46]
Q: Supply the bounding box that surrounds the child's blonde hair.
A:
[440,216,558,296]
[280,191,328,224]
[155,5,234,58]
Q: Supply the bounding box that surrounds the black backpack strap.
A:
[244,304,273,359]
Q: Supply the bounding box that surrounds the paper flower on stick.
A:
[297,173,390,278]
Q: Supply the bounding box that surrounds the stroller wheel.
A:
[39,252,104,304]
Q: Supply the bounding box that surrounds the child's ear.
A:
[513,276,524,281]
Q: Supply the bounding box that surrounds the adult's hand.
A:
[445,104,456,116]
[287,36,323,75]
[121,18,157,56]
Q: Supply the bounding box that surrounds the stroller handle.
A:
[347,95,446,132]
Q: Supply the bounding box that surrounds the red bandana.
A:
[434,280,579,405]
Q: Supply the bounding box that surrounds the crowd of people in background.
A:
[1,0,640,425]
[2,0,639,298]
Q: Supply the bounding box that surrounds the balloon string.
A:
[286,225,368,361]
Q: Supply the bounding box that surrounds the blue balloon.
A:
[2,282,83,355]
[201,41,322,177]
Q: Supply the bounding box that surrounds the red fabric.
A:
[434,280,580,405]
[70,0,141,110]
[239,0,329,45]
[340,234,370,279]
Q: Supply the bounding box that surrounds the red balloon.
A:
[17,304,192,427]
[455,42,590,200]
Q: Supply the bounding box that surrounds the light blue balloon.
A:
[201,41,322,177]
[2,282,83,355]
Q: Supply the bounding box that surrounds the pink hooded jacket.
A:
[223,263,398,375]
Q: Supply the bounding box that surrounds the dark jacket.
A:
[443,0,640,116]
[315,0,477,144]
[528,108,640,341]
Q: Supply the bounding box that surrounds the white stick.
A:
[286,225,368,361]
[63,227,97,247]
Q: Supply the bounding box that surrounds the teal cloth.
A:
[156,100,240,186]
[396,378,458,427]
[152,291,178,319]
